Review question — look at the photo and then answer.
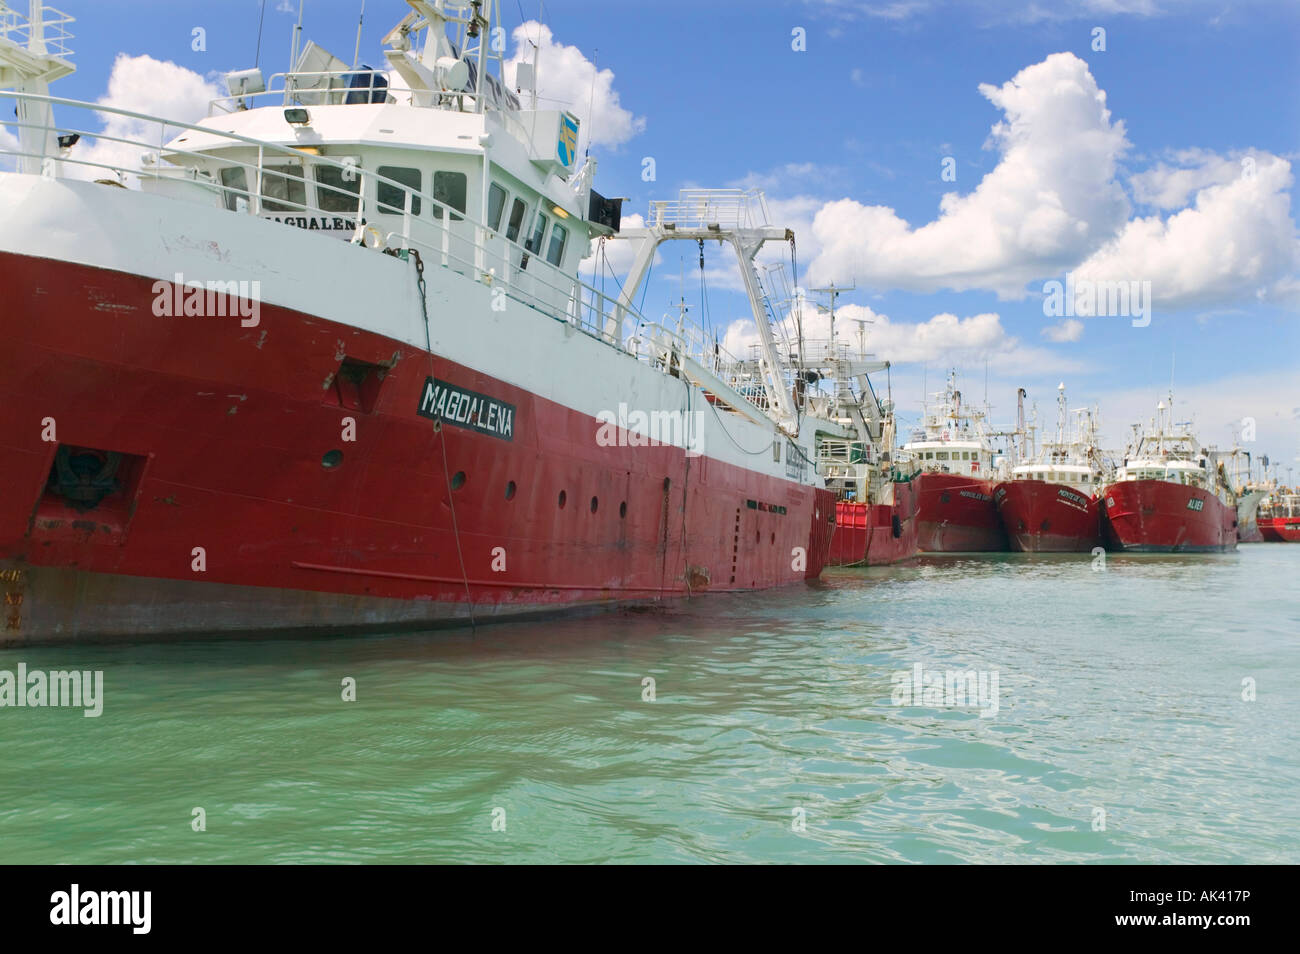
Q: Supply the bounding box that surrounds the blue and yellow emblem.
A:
[557,114,579,168]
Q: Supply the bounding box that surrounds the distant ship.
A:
[0,1,839,642]
[994,383,1106,552]
[1102,396,1238,552]
[903,372,1007,552]
[1258,492,1300,542]
[815,359,919,567]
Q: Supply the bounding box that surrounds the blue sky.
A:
[32,0,1300,478]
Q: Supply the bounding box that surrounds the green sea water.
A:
[1,545,1296,864]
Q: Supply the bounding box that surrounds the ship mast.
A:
[0,2,76,175]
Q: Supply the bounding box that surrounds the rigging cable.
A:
[254,0,268,69]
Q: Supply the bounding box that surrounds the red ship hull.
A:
[993,479,1101,552]
[828,479,919,566]
[0,251,835,643]
[1258,518,1300,542]
[1103,480,1237,552]
[914,472,1006,552]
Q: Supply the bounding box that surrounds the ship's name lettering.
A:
[1057,488,1088,506]
[265,215,357,233]
[1186,497,1205,511]
[959,490,991,502]
[417,377,515,441]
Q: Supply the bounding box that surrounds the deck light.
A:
[284,108,311,126]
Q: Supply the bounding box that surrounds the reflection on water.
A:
[0,546,1295,863]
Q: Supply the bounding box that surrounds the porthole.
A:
[590,496,599,514]
[322,450,343,469]
[619,501,627,518]
[558,490,567,509]
[505,480,517,500]
[451,471,466,490]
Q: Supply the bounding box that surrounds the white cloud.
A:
[1042,318,1084,342]
[721,300,1082,373]
[579,212,653,278]
[806,52,1130,297]
[1098,369,1300,462]
[1129,148,1241,210]
[1075,152,1299,311]
[72,54,221,182]
[504,22,644,154]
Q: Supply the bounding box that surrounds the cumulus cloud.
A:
[71,54,221,182]
[1042,318,1084,342]
[806,53,1130,297]
[504,22,644,154]
[721,300,1080,372]
[1074,152,1299,310]
[1128,148,1243,210]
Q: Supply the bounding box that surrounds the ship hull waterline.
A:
[0,247,835,644]
[827,479,920,567]
[1102,479,1238,553]
[993,479,1102,553]
[913,472,1007,553]
[1257,518,1300,542]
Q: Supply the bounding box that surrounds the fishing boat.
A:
[993,383,1106,552]
[799,333,918,568]
[1223,450,1269,543]
[1102,396,1237,552]
[1258,492,1300,542]
[904,372,1007,552]
[0,1,838,643]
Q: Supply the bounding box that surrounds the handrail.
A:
[210,69,393,114]
[0,4,74,58]
[0,90,794,434]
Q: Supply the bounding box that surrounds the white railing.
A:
[0,90,773,410]
[647,189,772,230]
[0,4,73,58]
[210,69,394,114]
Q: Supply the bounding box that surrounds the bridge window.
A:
[433,171,467,221]
[261,164,306,213]
[505,197,527,242]
[315,163,362,213]
[487,182,507,231]
[526,211,549,254]
[219,167,249,212]
[546,222,568,266]
[936,451,949,461]
[377,166,421,215]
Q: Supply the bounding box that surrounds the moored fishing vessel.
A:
[0,1,838,643]
[904,372,1007,552]
[1258,492,1300,542]
[1102,396,1237,552]
[811,355,919,567]
[993,383,1106,552]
